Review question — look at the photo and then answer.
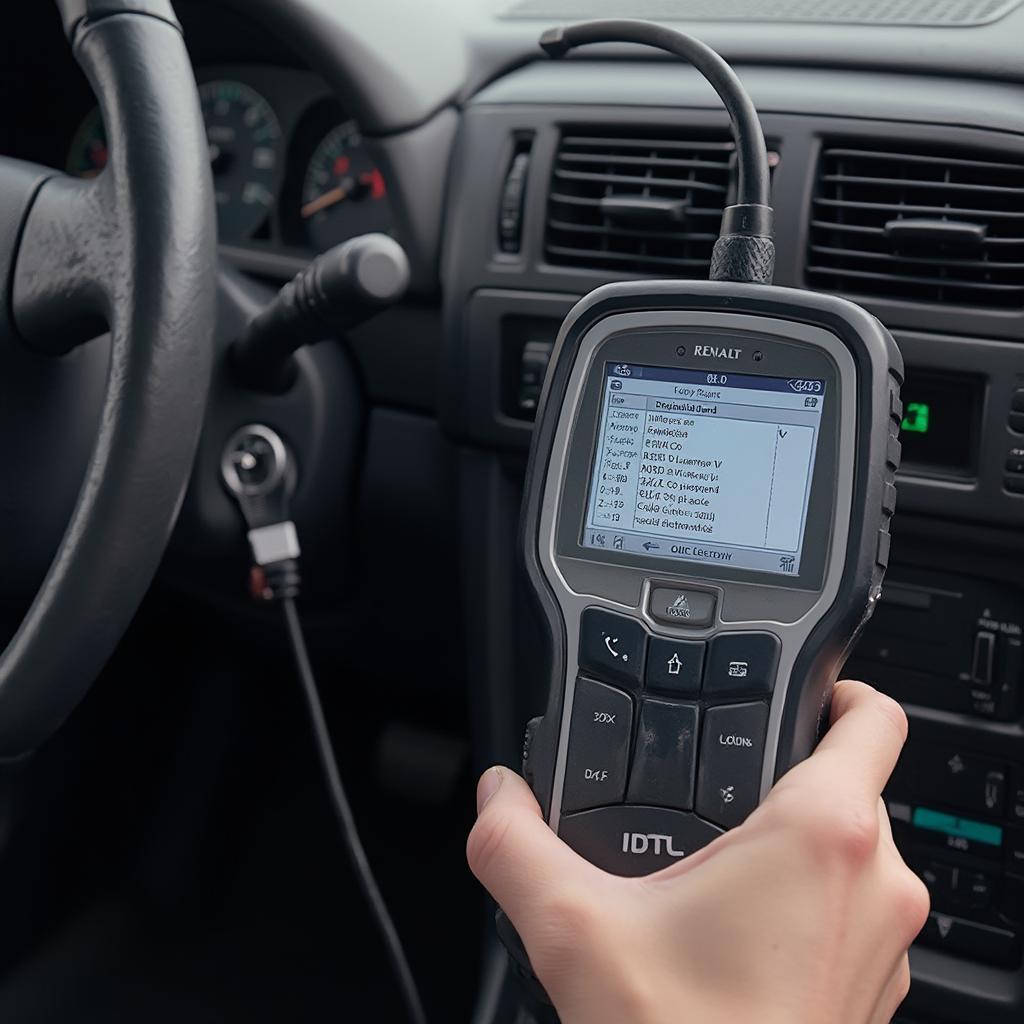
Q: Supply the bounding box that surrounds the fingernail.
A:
[476,766,503,814]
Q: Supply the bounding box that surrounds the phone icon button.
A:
[579,608,645,688]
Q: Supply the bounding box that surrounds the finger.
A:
[811,679,909,800]
[466,767,598,929]
[868,955,912,1024]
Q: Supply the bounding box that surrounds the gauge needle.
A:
[301,185,348,219]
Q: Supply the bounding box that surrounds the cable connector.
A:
[221,423,302,601]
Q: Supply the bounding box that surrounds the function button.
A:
[960,871,994,911]
[648,587,716,628]
[646,637,705,695]
[915,860,959,906]
[971,631,996,685]
[626,699,699,810]
[1006,475,1024,496]
[917,912,1020,968]
[578,608,646,689]
[559,805,722,877]
[704,633,780,697]
[1006,447,1024,475]
[886,433,902,470]
[696,702,769,829]
[910,747,1007,819]
[1010,412,1024,435]
[1012,388,1024,413]
[561,678,633,815]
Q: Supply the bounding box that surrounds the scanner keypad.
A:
[561,606,777,873]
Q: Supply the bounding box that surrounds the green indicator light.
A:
[902,402,930,434]
[911,807,1003,846]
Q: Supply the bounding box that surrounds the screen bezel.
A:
[555,326,843,593]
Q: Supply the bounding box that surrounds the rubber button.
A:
[696,702,769,828]
[646,637,705,695]
[562,678,634,814]
[578,608,646,689]
[1010,412,1024,435]
[704,633,780,697]
[1012,389,1024,413]
[648,587,716,628]
[626,699,699,810]
[559,805,722,877]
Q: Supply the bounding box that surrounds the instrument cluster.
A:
[67,65,393,257]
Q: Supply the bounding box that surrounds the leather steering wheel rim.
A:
[0,0,216,756]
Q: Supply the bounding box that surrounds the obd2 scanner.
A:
[500,19,904,992]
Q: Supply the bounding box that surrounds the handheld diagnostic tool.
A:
[516,21,905,883]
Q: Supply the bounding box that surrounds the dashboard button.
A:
[578,608,645,689]
[626,699,699,810]
[916,860,959,905]
[562,678,633,814]
[696,702,768,829]
[559,805,722,877]
[917,912,1020,968]
[646,637,705,695]
[971,631,997,685]
[648,587,716,628]
[704,633,780,696]
[911,746,1007,819]
[961,871,993,910]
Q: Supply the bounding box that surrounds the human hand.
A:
[467,680,929,1024]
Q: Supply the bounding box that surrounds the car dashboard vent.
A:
[545,129,735,276]
[806,145,1024,309]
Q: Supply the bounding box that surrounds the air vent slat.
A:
[553,168,730,194]
[806,264,1024,296]
[547,245,712,270]
[549,192,726,220]
[545,127,735,276]
[815,197,1024,222]
[560,135,735,154]
[806,143,1024,309]
[821,174,1024,197]
[823,148,1024,174]
[548,218,719,243]
[559,152,733,172]
[810,245,1024,272]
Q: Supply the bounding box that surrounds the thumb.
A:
[467,766,596,935]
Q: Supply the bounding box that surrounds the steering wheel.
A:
[0,0,215,756]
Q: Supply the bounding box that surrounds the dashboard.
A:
[3,1,1024,1023]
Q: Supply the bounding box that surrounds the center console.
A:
[443,64,1024,1024]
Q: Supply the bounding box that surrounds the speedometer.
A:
[67,79,282,243]
[300,120,391,252]
[200,79,281,241]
